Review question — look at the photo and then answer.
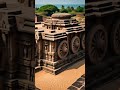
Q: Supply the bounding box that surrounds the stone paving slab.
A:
[67,74,85,90]
[67,86,77,90]
[72,81,83,88]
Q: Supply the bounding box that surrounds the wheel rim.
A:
[113,23,120,54]
[88,26,107,63]
[58,40,69,59]
[71,36,80,53]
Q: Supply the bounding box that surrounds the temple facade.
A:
[35,13,85,74]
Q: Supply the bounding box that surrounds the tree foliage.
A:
[60,5,68,13]
[38,4,59,16]
[60,9,68,13]
[76,6,84,12]
[59,5,84,13]
[36,4,85,16]
[61,5,65,9]
[66,6,72,12]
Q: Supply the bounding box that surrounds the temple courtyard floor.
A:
[35,59,85,90]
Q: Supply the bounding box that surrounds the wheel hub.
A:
[71,36,80,53]
[63,46,68,52]
[96,37,105,50]
[75,40,79,47]
[58,40,69,59]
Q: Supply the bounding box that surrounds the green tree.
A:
[60,9,68,13]
[61,5,65,9]
[76,6,84,12]
[71,7,75,11]
[38,4,59,16]
[60,5,68,13]
[36,8,39,10]
[66,6,72,12]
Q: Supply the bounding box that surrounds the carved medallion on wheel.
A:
[58,40,69,59]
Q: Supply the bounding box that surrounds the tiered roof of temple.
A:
[35,13,84,41]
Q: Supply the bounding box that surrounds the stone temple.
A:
[35,13,85,75]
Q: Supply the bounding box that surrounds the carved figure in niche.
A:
[0,31,6,72]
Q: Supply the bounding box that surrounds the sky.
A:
[35,0,85,5]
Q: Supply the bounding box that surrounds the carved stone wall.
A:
[0,1,35,89]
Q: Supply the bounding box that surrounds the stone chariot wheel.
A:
[111,20,120,55]
[87,24,108,64]
[81,33,85,50]
[58,40,69,59]
[71,36,80,53]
